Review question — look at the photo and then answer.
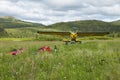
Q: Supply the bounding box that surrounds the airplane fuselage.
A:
[70,33,78,41]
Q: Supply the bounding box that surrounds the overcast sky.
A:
[0,0,120,25]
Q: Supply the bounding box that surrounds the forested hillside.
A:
[0,16,44,28]
[111,20,120,26]
[48,20,120,32]
[0,16,45,38]
[0,16,120,38]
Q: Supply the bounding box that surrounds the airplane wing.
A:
[77,32,109,37]
[37,31,70,36]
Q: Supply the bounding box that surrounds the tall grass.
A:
[0,40,120,80]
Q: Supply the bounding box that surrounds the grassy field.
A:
[0,40,120,80]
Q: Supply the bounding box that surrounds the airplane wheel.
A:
[79,41,82,44]
[65,42,68,45]
[71,41,76,44]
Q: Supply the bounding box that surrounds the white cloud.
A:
[0,0,120,25]
[43,0,76,6]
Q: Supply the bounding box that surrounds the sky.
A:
[0,0,120,25]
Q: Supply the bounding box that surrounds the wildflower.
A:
[64,77,67,79]
[58,62,61,65]
[0,53,3,57]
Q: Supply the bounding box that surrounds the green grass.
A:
[0,40,120,80]
[0,38,34,41]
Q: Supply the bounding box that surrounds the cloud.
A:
[0,0,120,25]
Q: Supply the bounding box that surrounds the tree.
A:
[0,26,8,37]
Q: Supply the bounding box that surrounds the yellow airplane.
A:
[37,31,109,44]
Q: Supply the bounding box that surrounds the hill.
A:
[0,16,45,28]
[0,16,46,38]
[111,20,120,26]
[0,16,120,32]
[48,20,120,32]
[0,16,120,38]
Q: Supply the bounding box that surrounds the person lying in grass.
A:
[38,46,51,53]
[9,48,25,55]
